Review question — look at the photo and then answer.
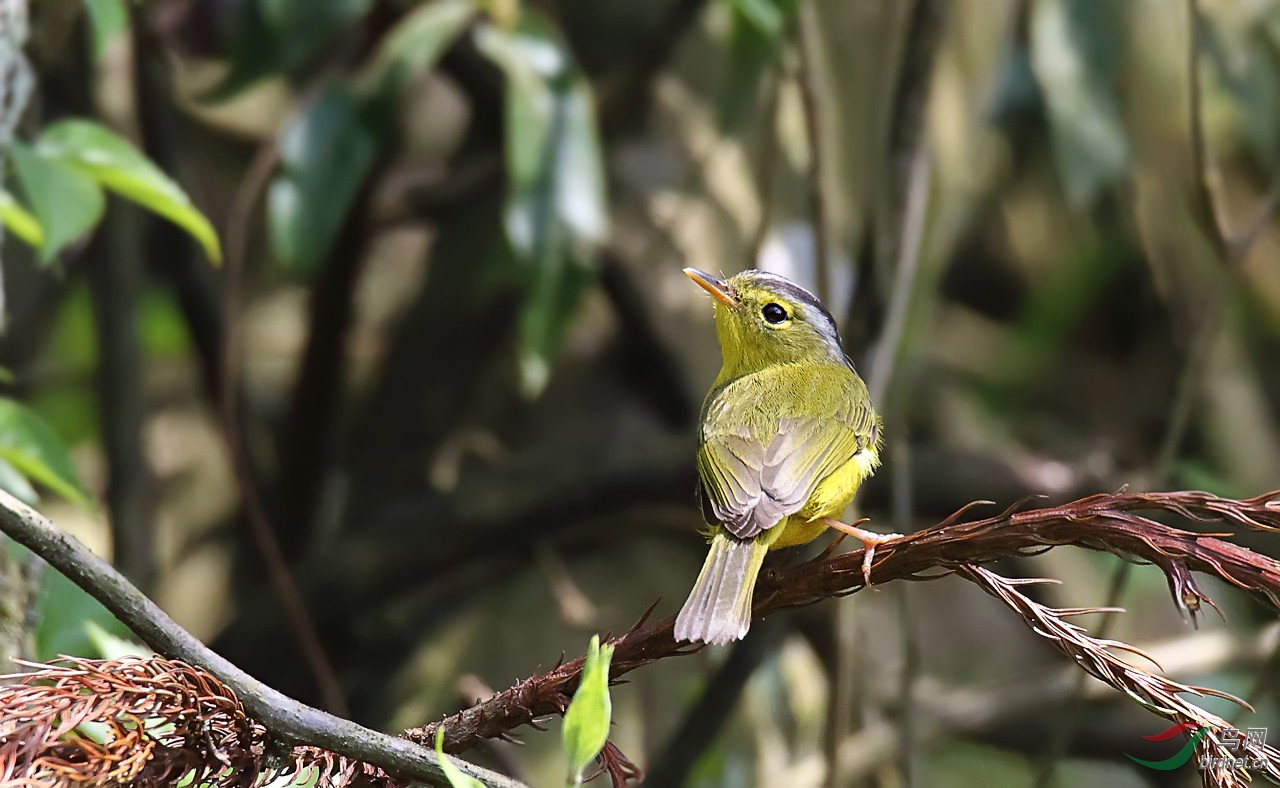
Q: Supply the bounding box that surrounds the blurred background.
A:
[3,0,1280,785]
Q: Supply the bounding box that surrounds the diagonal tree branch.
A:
[0,490,522,788]
[409,489,1280,767]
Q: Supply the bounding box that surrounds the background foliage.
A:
[3,0,1280,786]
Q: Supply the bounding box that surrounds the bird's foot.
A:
[822,519,904,587]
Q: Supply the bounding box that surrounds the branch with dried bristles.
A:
[0,654,438,787]
[6,484,1280,787]
[961,566,1280,787]
[0,491,522,788]
[837,623,1280,780]
[0,656,401,787]
[409,488,1280,788]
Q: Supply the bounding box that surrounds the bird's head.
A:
[683,268,849,377]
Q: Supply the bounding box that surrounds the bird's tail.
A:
[674,532,769,645]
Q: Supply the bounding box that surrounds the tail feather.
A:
[674,533,769,644]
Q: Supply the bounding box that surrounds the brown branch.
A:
[1185,0,1230,263]
[218,140,350,716]
[408,489,1280,759]
[0,491,523,788]
[794,2,832,304]
[748,69,781,264]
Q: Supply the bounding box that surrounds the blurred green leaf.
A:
[716,0,796,130]
[32,557,130,660]
[517,257,593,398]
[10,141,105,265]
[495,75,607,256]
[37,120,222,264]
[85,620,152,659]
[29,390,99,457]
[0,397,90,508]
[74,720,112,746]
[1176,460,1248,499]
[434,727,486,788]
[476,16,566,200]
[1204,20,1280,169]
[360,0,475,96]
[551,85,608,250]
[719,13,772,132]
[268,86,381,275]
[1030,0,1129,207]
[562,634,615,785]
[927,741,1034,788]
[0,457,40,505]
[996,235,1138,393]
[208,0,374,100]
[140,288,193,360]
[0,190,44,248]
[83,0,129,62]
[723,0,787,37]
[476,14,609,396]
[33,286,100,449]
[987,43,1043,131]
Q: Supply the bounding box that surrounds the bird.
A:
[673,267,893,645]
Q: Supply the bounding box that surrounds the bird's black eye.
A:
[761,303,788,324]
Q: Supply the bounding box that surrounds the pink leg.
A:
[822,519,904,587]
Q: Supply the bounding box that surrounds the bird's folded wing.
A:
[697,405,872,540]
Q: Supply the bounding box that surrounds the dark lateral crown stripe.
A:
[742,270,842,343]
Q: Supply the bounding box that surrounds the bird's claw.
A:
[823,519,903,587]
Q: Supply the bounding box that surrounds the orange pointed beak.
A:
[683,268,737,307]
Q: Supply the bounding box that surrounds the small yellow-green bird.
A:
[674,268,892,645]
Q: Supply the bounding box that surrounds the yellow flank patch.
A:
[768,448,880,550]
[770,516,827,549]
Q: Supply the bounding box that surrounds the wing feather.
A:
[697,366,877,540]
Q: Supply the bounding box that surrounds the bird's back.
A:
[697,361,878,544]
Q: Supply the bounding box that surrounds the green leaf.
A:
[10,141,105,265]
[83,0,129,62]
[28,552,130,660]
[268,86,381,275]
[517,255,593,398]
[0,457,40,505]
[723,0,786,37]
[1030,0,1129,207]
[0,397,90,507]
[716,0,797,131]
[551,84,608,249]
[475,17,566,199]
[85,620,152,659]
[500,79,608,257]
[476,14,609,396]
[1204,18,1280,169]
[0,190,45,248]
[36,121,222,263]
[434,727,486,788]
[139,288,193,359]
[987,43,1042,131]
[208,0,375,100]
[360,0,475,96]
[562,634,615,785]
